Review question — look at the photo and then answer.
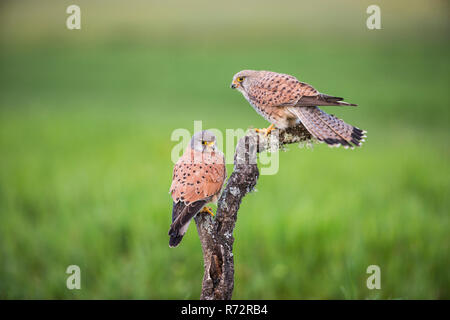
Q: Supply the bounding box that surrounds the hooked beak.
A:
[205,140,216,151]
[230,80,239,89]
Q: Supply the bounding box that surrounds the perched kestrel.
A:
[231,70,366,148]
[168,130,226,247]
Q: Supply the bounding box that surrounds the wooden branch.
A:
[194,125,312,300]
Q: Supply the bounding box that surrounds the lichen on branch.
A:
[194,124,312,300]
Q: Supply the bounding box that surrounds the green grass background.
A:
[0,0,449,299]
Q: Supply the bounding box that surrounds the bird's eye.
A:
[202,141,207,145]
[237,77,244,82]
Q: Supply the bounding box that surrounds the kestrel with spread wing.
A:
[168,130,226,247]
[231,70,366,148]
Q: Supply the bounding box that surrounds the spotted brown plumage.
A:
[168,130,226,247]
[231,70,366,148]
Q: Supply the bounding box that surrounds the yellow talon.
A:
[255,123,275,137]
[201,206,215,217]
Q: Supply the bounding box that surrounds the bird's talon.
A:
[255,124,275,137]
[201,206,215,217]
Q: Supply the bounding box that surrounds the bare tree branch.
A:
[194,125,312,300]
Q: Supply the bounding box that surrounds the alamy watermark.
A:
[66,265,81,290]
[171,121,280,175]
[366,5,381,30]
[66,5,81,30]
[366,265,381,290]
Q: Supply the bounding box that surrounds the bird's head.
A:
[190,130,217,153]
[230,70,261,93]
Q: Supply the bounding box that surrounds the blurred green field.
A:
[0,0,449,299]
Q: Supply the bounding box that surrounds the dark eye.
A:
[202,141,207,145]
[237,77,244,82]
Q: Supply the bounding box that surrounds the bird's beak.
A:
[230,80,239,89]
[205,141,215,151]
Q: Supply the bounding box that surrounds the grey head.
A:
[190,130,217,153]
[230,69,262,93]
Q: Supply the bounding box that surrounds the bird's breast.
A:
[244,95,291,129]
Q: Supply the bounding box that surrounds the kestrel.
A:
[168,130,226,247]
[231,70,366,148]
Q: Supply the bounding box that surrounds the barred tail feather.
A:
[289,106,366,148]
[169,233,184,247]
[168,200,206,248]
